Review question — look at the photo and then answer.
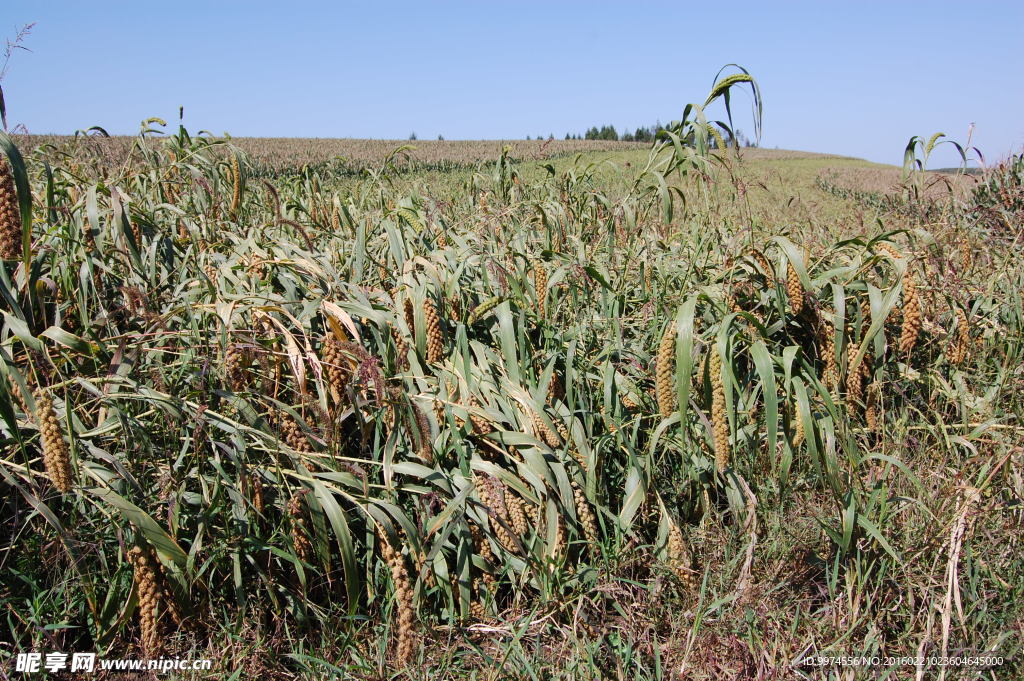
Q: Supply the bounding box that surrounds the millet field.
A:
[1,72,1023,679]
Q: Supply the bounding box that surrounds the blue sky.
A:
[2,1,1021,166]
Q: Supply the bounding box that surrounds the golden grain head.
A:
[0,158,22,261]
[225,342,250,392]
[423,295,443,363]
[818,319,839,392]
[278,410,313,454]
[710,347,730,473]
[898,268,922,355]
[288,491,314,563]
[786,257,804,316]
[411,400,433,462]
[475,475,517,552]
[128,545,163,655]
[572,481,599,546]
[845,342,865,408]
[321,333,351,403]
[35,388,73,493]
[376,527,416,664]
[748,248,775,286]
[467,394,491,436]
[533,263,548,318]
[655,321,677,419]
[530,405,561,449]
[865,381,880,431]
[667,522,696,588]
[229,155,241,217]
[504,486,530,536]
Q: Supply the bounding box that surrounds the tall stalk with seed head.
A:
[655,321,676,419]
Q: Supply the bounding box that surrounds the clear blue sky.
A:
[2,1,1022,167]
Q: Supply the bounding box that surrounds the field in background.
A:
[2,74,1023,680]
[19,134,645,175]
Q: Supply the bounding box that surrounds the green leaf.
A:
[87,486,188,570]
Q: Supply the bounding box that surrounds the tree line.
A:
[556,124,755,146]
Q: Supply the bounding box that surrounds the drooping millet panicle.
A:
[949,307,971,366]
[330,202,341,233]
[504,486,530,536]
[551,513,566,561]
[448,292,463,325]
[874,241,903,261]
[35,389,73,493]
[469,523,495,617]
[710,348,730,473]
[467,295,503,325]
[278,410,313,454]
[377,527,416,665]
[553,417,570,446]
[475,475,516,551]
[726,284,743,314]
[572,481,599,546]
[748,248,775,287]
[533,263,548,319]
[898,266,922,355]
[203,262,219,288]
[546,371,564,406]
[8,376,29,417]
[396,207,421,231]
[229,155,241,218]
[655,321,677,419]
[411,400,433,462]
[791,404,806,449]
[467,394,490,436]
[786,252,804,316]
[666,521,696,588]
[530,406,561,448]
[959,237,973,272]
[128,545,162,655]
[526,496,541,528]
[308,197,319,225]
[288,491,314,564]
[423,295,443,363]
[0,157,22,261]
[471,522,496,573]
[321,333,350,405]
[225,342,249,392]
[846,342,866,408]
[82,209,97,254]
[818,319,839,392]
[392,296,414,370]
[865,382,880,432]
